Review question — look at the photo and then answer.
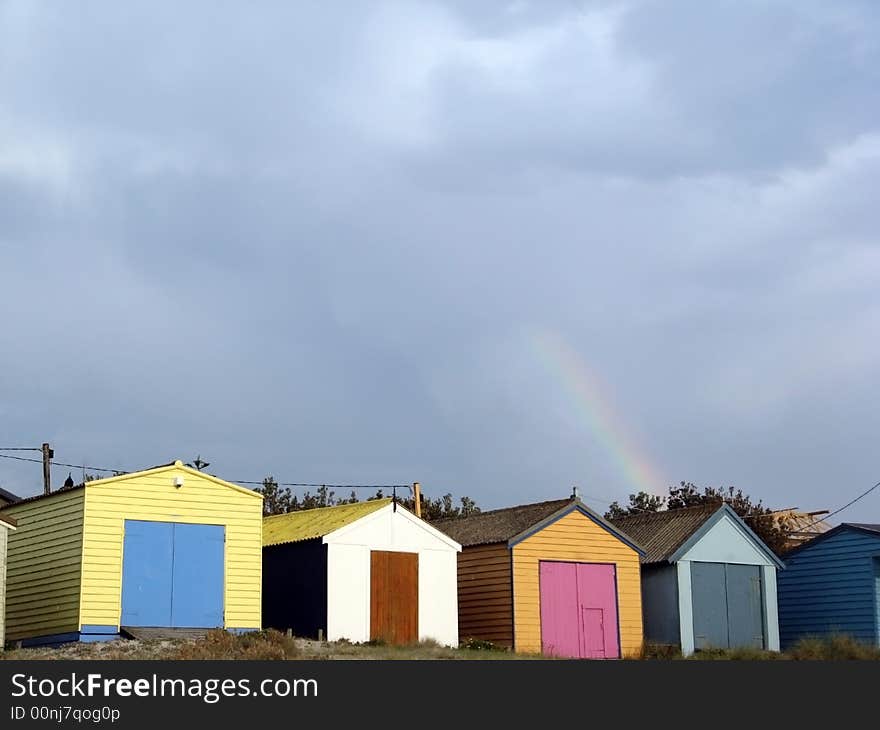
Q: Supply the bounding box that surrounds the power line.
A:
[0,452,124,474]
[233,480,411,490]
[0,454,410,490]
[0,447,42,452]
[0,453,42,465]
[797,479,880,531]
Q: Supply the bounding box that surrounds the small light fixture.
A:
[174,476,184,488]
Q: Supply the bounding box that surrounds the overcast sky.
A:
[1,1,878,520]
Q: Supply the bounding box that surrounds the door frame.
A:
[119,519,227,629]
[688,560,766,651]
[537,559,622,659]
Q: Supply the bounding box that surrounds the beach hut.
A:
[0,513,17,649]
[611,503,784,654]
[777,523,880,648]
[262,499,461,645]
[433,496,645,658]
[0,461,262,646]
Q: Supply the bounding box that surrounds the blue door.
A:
[725,564,765,648]
[692,561,765,649]
[171,523,225,628]
[121,521,174,626]
[121,520,224,628]
[691,562,729,650]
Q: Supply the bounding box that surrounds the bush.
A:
[173,629,300,660]
[460,637,506,652]
[689,646,784,661]
[639,643,683,660]
[788,634,880,660]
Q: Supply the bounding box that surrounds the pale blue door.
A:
[121,521,174,626]
[171,523,225,628]
[121,520,224,628]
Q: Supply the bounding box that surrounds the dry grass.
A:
[640,634,880,661]
[787,634,880,660]
[1,630,543,661]
[4,631,878,661]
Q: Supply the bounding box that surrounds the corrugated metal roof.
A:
[262,499,392,546]
[431,499,571,547]
[610,504,720,564]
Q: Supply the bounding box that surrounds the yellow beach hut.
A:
[0,461,262,646]
[433,495,645,658]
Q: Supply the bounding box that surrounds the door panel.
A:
[576,563,620,659]
[581,608,606,658]
[539,561,620,659]
[121,521,174,627]
[171,523,225,628]
[539,562,580,657]
[691,562,729,649]
[725,564,764,649]
[370,551,418,644]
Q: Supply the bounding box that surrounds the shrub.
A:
[460,637,505,652]
[788,634,880,661]
[173,629,300,660]
[639,643,683,660]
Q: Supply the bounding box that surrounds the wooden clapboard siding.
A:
[457,542,513,648]
[80,463,262,630]
[369,550,418,644]
[778,527,880,648]
[2,490,85,641]
[0,524,8,648]
[512,509,643,657]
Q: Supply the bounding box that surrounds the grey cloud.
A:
[0,1,878,521]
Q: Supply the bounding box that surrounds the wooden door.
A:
[539,561,620,659]
[370,550,418,644]
[581,608,606,659]
[539,561,580,657]
[576,563,620,659]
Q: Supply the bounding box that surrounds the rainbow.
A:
[529,329,666,495]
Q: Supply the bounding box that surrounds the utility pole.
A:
[41,442,54,495]
[413,482,422,518]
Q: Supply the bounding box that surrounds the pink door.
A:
[539,561,620,659]
[581,608,606,658]
[539,562,580,657]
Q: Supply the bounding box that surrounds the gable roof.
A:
[0,512,16,528]
[783,522,880,557]
[611,502,784,568]
[431,497,644,554]
[0,460,260,510]
[846,523,880,534]
[0,486,20,504]
[0,483,84,509]
[610,504,720,564]
[263,498,392,547]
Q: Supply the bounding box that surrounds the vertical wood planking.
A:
[370,550,418,644]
